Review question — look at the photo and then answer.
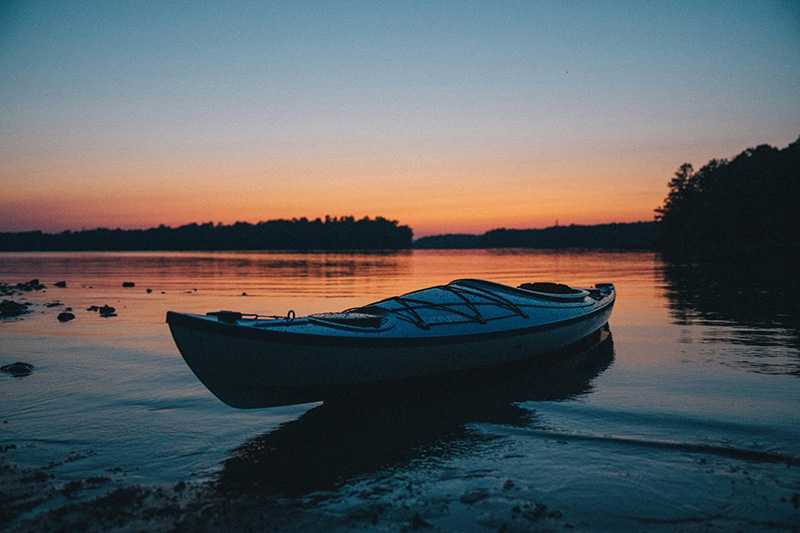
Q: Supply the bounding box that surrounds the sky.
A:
[1,1,798,236]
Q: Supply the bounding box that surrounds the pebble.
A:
[87,304,117,317]
[57,312,76,322]
[1,362,34,377]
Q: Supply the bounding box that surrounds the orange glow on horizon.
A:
[0,147,669,236]
[2,1,798,239]
[0,179,661,238]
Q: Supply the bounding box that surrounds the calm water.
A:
[1,250,799,530]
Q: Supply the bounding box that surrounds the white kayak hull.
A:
[167,280,615,408]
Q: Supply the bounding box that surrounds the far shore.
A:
[0,247,655,253]
[0,221,657,252]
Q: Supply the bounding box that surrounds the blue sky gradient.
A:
[1,1,798,234]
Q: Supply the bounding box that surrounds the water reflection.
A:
[0,250,412,283]
[216,330,614,496]
[661,260,800,375]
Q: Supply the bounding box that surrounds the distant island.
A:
[414,222,656,250]
[0,216,413,251]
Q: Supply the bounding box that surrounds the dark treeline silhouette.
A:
[5,134,796,255]
[414,222,656,249]
[655,136,799,259]
[0,216,413,251]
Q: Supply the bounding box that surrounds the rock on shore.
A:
[16,279,46,291]
[86,305,117,317]
[57,312,76,322]
[0,300,30,318]
[1,362,34,377]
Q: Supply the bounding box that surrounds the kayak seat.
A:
[518,282,583,294]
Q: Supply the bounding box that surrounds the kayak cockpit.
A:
[450,278,592,303]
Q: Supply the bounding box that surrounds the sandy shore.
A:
[2,447,580,532]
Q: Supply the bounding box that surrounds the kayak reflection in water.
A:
[217,327,615,496]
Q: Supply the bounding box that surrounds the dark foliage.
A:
[655,137,799,259]
[414,222,656,249]
[0,216,413,251]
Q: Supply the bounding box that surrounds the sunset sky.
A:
[1,1,798,236]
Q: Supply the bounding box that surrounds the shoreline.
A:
[0,246,656,253]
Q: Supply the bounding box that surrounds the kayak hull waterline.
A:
[166,279,615,408]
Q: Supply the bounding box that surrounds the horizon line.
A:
[0,217,657,239]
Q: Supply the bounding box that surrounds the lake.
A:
[1,250,799,531]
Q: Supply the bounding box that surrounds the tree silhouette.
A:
[655,136,799,259]
[414,222,656,249]
[0,216,413,251]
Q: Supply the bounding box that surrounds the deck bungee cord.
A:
[351,282,531,330]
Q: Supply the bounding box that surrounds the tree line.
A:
[0,216,413,251]
[414,222,657,249]
[2,137,795,254]
[655,136,798,259]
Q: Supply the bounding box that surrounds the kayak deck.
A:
[169,279,615,342]
[166,279,616,407]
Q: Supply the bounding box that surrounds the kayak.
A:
[166,279,615,408]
